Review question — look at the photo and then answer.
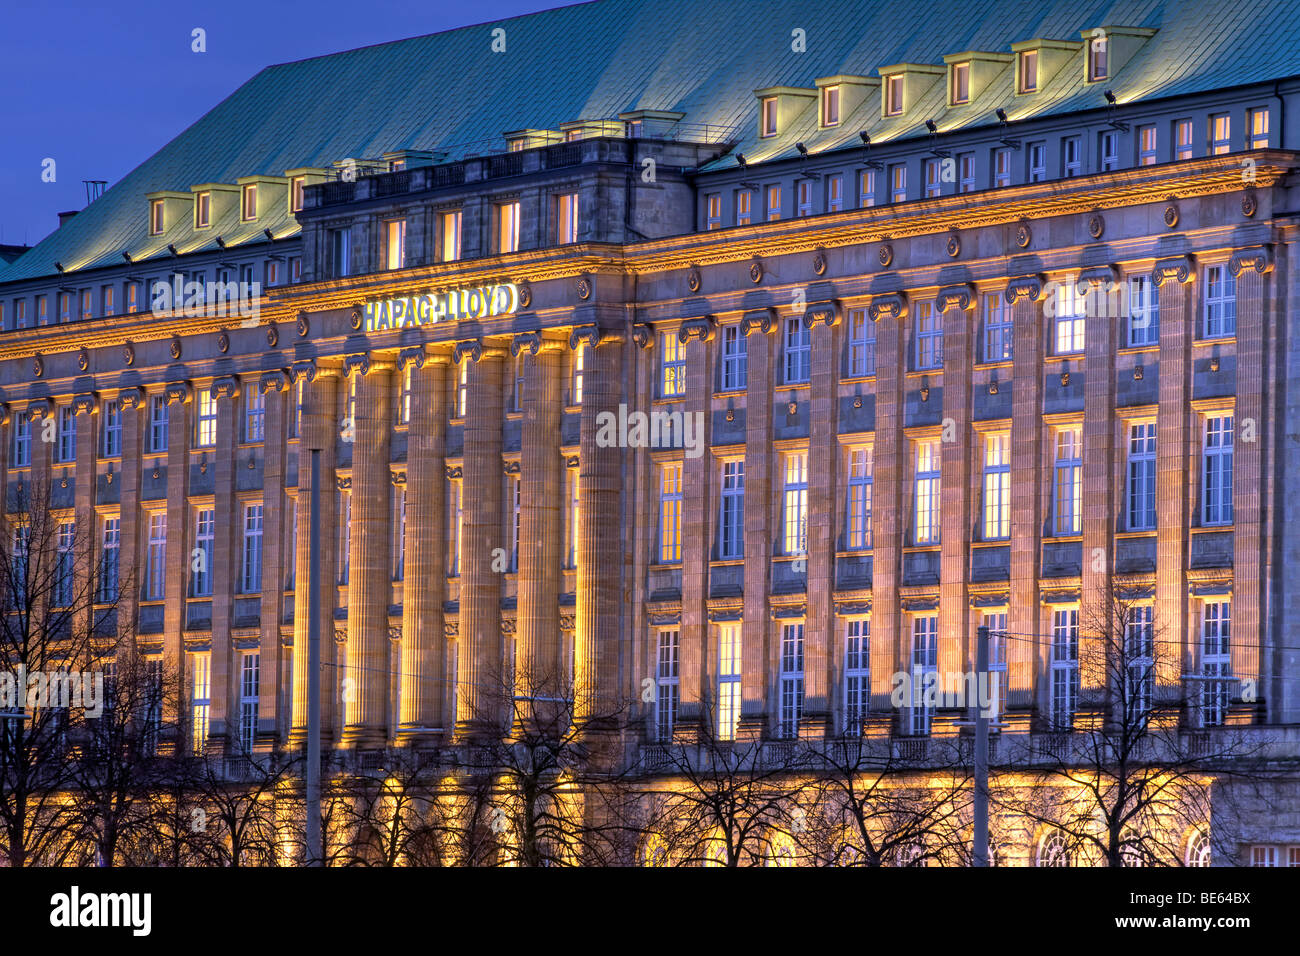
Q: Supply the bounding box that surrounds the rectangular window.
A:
[958,152,975,193]
[1203,264,1237,338]
[399,364,413,423]
[36,295,48,325]
[11,526,29,605]
[846,446,873,550]
[1202,414,1234,526]
[825,173,843,212]
[1209,113,1231,155]
[393,486,407,580]
[1127,422,1158,531]
[339,489,351,585]
[1100,130,1118,171]
[145,512,167,601]
[1202,601,1231,727]
[924,158,942,198]
[1138,125,1157,165]
[779,622,805,739]
[913,439,941,545]
[54,521,74,608]
[1018,50,1038,93]
[15,300,26,328]
[821,85,841,126]
[330,228,351,278]
[448,477,462,575]
[148,395,169,453]
[1054,281,1086,354]
[844,618,870,734]
[656,629,680,739]
[735,189,752,225]
[720,324,748,390]
[195,191,211,228]
[556,192,579,243]
[1125,605,1154,724]
[704,193,721,230]
[149,199,164,235]
[565,467,579,569]
[126,283,138,314]
[437,210,462,263]
[1088,34,1108,81]
[195,389,217,447]
[1175,118,1194,160]
[992,147,1012,187]
[890,163,907,203]
[241,503,264,593]
[884,74,904,116]
[290,176,305,213]
[717,623,741,741]
[796,180,813,217]
[910,616,938,736]
[56,405,77,463]
[101,399,121,457]
[191,652,210,755]
[1028,142,1046,182]
[239,652,259,753]
[783,315,811,384]
[859,169,876,208]
[982,432,1011,540]
[80,289,92,320]
[660,331,686,398]
[951,62,970,104]
[384,219,406,270]
[244,388,265,443]
[11,412,30,467]
[915,300,943,370]
[1051,609,1080,729]
[783,452,809,556]
[760,96,777,137]
[456,360,468,417]
[497,201,521,254]
[847,308,876,376]
[99,516,120,602]
[982,292,1013,362]
[1063,135,1082,177]
[766,185,782,221]
[509,476,521,572]
[241,184,258,221]
[983,610,1008,720]
[719,460,745,560]
[101,284,115,317]
[192,508,214,597]
[1128,275,1160,346]
[1248,107,1270,149]
[1053,426,1083,536]
[58,292,70,323]
[658,462,683,563]
[1251,847,1278,868]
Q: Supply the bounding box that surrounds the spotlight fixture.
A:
[793,141,822,181]
[1103,89,1129,132]
[167,243,179,256]
[734,151,759,190]
[859,131,871,145]
[735,151,747,168]
[263,228,275,241]
[857,131,882,170]
[796,142,809,157]
[925,120,950,159]
[995,108,1008,123]
[995,108,1021,150]
[1104,89,1117,104]
[215,235,226,249]
[55,261,64,272]
[122,251,132,263]
[925,119,938,133]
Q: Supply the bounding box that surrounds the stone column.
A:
[257,371,290,744]
[116,389,145,655]
[574,328,624,724]
[342,354,393,746]
[806,306,840,735]
[679,321,713,737]
[456,341,506,737]
[209,376,241,749]
[291,364,340,746]
[740,310,775,739]
[162,383,193,747]
[1006,279,1044,720]
[514,335,564,713]
[71,393,99,649]
[867,295,906,732]
[399,347,448,735]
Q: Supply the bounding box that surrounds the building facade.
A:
[2,0,1300,863]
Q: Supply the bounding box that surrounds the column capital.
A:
[71,393,98,416]
[1003,274,1047,303]
[117,387,146,410]
[510,332,542,357]
[445,465,463,479]
[343,353,371,378]
[936,284,976,312]
[452,339,482,364]
[740,308,777,336]
[397,346,426,371]
[631,323,653,349]
[1151,255,1195,287]
[164,382,191,405]
[801,300,840,329]
[568,324,600,351]
[211,375,241,401]
[1075,265,1120,293]
[1228,245,1274,277]
[0,403,8,427]
[290,359,318,383]
[868,293,907,322]
[259,369,291,394]
[678,315,717,342]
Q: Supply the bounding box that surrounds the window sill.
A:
[1194,336,1236,347]
[1115,529,1157,539]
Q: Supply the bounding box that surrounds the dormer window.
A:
[625,119,643,138]
[389,159,405,172]
[195,191,211,228]
[290,176,305,213]
[149,199,164,236]
[760,96,777,137]
[950,62,970,105]
[564,129,582,142]
[241,184,258,221]
[884,74,904,116]
[1088,34,1108,81]
[821,85,840,127]
[1018,50,1038,93]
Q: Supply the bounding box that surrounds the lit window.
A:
[1138,125,1157,165]
[844,618,870,734]
[101,399,121,458]
[1038,830,1071,867]
[99,516,120,602]
[766,185,781,221]
[1088,34,1108,81]
[195,191,211,228]
[241,503,264,593]
[859,169,876,208]
[395,487,407,580]
[982,432,1011,540]
[1050,609,1080,729]
[509,476,521,571]
[760,96,777,137]
[447,477,462,575]
[339,487,351,585]
[656,629,680,739]
[958,152,975,193]
[564,129,582,143]
[914,300,943,370]
[624,119,642,138]
[735,189,752,225]
[982,292,1012,362]
[983,610,1008,720]
[1053,281,1086,354]
[1028,142,1046,182]
[190,652,210,754]
[1251,846,1277,867]
[1062,135,1082,177]
[241,184,257,221]
[1175,119,1194,160]
[56,405,77,463]
[705,193,721,230]
[439,210,461,262]
[924,158,942,198]
[1209,113,1231,155]
[992,147,1012,187]
[717,623,742,740]
[796,180,813,216]
[1248,107,1269,149]
[661,331,686,397]
[1202,413,1234,526]
[1203,264,1237,338]
[779,622,805,739]
[58,292,70,323]
[890,163,907,203]
[330,228,351,278]
[783,315,810,384]
[950,62,970,105]
[719,460,744,560]
[1185,831,1211,868]
[195,389,217,447]
[821,85,841,126]
[1127,275,1159,346]
[658,462,683,563]
[11,412,30,467]
[1100,130,1118,171]
[149,199,164,235]
[913,439,941,545]
[399,364,413,423]
[384,219,406,270]
[910,616,937,735]
[847,307,876,376]
[1126,422,1157,531]
[846,446,873,549]
[1018,50,1038,93]
[456,360,468,417]
[192,508,214,597]
[556,192,579,243]
[244,387,265,443]
[1202,601,1231,726]
[1053,426,1083,536]
[497,200,520,253]
[565,466,579,569]
[239,652,259,753]
[782,452,808,556]
[147,395,169,452]
[720,324,748,390]
[145,512,167,601]
[884,74,904,116]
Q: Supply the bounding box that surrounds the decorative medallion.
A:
[853,396,862,408]
[266,324,279,347]
[77,348,89,371]
[123,342,135,366]
[877,244,894,268]
[945,231,961,258]
[1060,367,1071,387]
[169,336,182,360]
[1241,191,1258,217]
[749,258,763,284]
[725,409,734,422]
[920,382,931,402]
[686,267,701,293]
[350,306,363,330]
[576,275,592,300]
[1133,364,1144,381]
[988,381,999,395]
[33,355,44,378]
[812,249,827,276]
[1014,220,1032,248]
[1163,202,1180,228]
[217,331,229,353]
[1209,357,1221,373]
[296,311,310,337]
[787,400,797,415]
[1087,213,1105,240]
[518,283,532,308]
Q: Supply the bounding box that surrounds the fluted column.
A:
[806,308,840,735]
[740,311,775,740]
[116,390,145,654]
[400,348,448,735]
[257,372,289,744]
[456,341,506,736]
[574,329,624,724]
[938,289,973,717]
[514,336,564,710]
[210,376,241,749]
[344,355,393,745]
[679,325,712,737]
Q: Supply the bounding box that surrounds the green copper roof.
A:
[5,0,1299,282]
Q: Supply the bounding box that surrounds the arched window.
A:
[1186,829,1211,867]
[1036,830,1071,867]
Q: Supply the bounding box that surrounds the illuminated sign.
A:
[364,282,519,331]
